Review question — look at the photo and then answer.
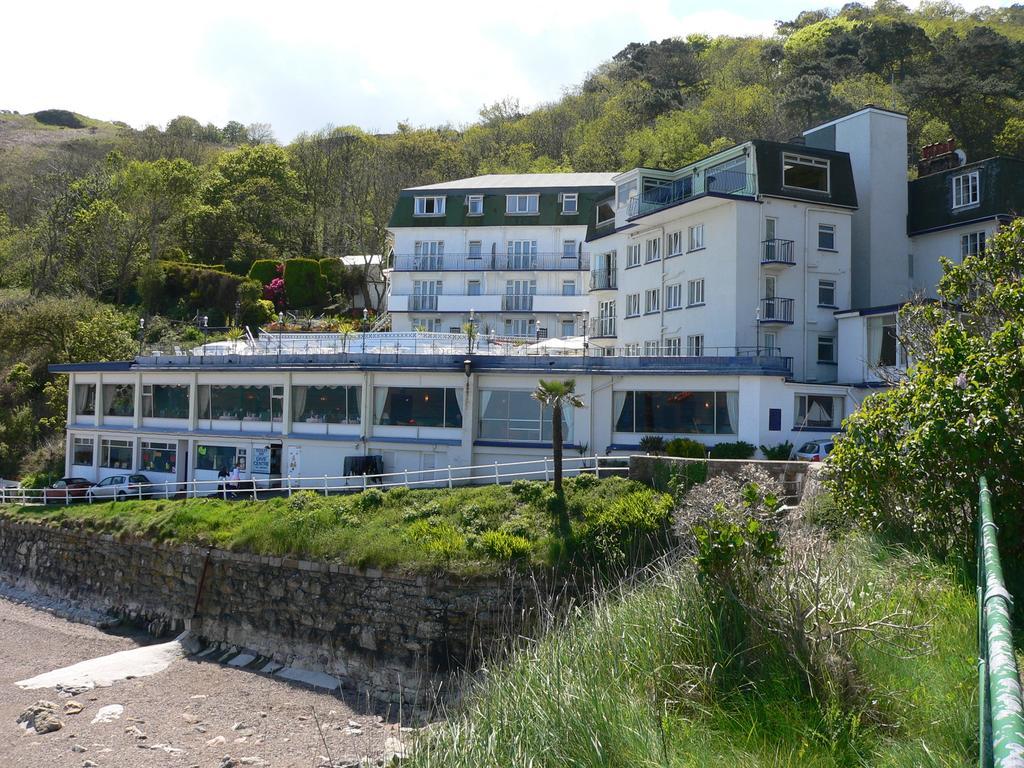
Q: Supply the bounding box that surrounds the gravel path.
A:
[0,595,403,768]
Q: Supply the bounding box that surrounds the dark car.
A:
[43,477,94,503]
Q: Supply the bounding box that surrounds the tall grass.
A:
[412,534,976,767]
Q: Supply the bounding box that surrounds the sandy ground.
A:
[0,596,403,768]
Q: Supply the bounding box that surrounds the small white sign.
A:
[252,447,271,475]
[287,445,301,476]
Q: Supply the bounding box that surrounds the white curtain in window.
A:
[724,392,739,435]
[373,388,389,424]
[75,384,90,414]
[612,392,630,431]
[197,385,211,420]
[452,387,465,422]
[291,386,308,420]
[102,384,117,414]
[867,317,884,367]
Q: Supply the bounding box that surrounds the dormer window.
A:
[782,153,829,193]
[596,199,615,226]
[466,195,483,215]
[506,194,539,215]
[561,193,578,214]
[952,171,980,209]
[414,196,446,216]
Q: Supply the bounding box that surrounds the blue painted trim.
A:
[50,361,134,373]
[474,440,580,450]
[370,435,463,446]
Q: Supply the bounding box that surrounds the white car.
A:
[794,439,835,462]
[86,474,155,501]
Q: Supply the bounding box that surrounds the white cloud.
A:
[2,0,1020,140]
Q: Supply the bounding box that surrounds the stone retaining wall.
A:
[628,455,814,502]
[0,519,532,713]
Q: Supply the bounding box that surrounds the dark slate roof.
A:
[907,156,1024,235]
[751,140,858,209]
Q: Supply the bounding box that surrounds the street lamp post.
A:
[201,315,208,357]
[467,309,475,354]
[137,317,145,356]
[277,312,284,359]
[362,308,369,354]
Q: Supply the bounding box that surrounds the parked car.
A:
[43,477,94,502]
[794,439,835,462]
[85,474,156,501]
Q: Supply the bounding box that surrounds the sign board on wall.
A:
[287,446,301,476]
[252,447,271,475]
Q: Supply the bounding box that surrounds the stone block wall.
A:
[0,520,532,713]
[628,455,813,502]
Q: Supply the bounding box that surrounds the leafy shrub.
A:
[33,109,84,128]
[248,259,281,287]
[708,441,756,459]
[159,261,246,322]
[759,441,794,461]
[19,471,55,489]
[651,459,708,500]
[283,258,328,308]
[352,487,385,512]
[639,435,666,454]
[577,488,674,565]
[478,530,532,561]
[665,437,706,458]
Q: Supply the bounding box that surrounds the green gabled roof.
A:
[908,156,1024,235]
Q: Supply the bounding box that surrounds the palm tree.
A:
[532,379,584,499]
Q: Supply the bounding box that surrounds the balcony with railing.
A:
[628,170,756,219]
[409,295,439,312]
[759,297,795,324]
[502,294,534,312]
[393,252,591,272]
[590,270,617,291]
[590,317,617,338]
[761,238,796,267]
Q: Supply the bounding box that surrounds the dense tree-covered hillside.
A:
[1,0,1023,480]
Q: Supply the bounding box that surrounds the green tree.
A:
[827,219,1024,567]
[532,379,585,503]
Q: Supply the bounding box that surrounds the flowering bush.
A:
[263,276,286,310]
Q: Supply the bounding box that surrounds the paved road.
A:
[0,595,399,767]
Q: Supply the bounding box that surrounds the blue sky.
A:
[4,0,1017,141]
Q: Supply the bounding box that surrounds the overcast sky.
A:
[4,0,1016,141]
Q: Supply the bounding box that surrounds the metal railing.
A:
[590,271,617,291]
[0,456,629,506]
[977,476,1024,768]
[393,252,591,272]
[502,294,534,311]
[590,317,617,338]
[628,170,756,218]
[759,297,795,323]
[409,295,439,312]
[762,238,796,266]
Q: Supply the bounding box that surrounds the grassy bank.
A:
[411,533,975,767]
[0,476,672,575]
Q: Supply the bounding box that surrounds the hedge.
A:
[248,259,281,286]
[283,258,327,308]
[708,441,757,460]
[159,261,246,321]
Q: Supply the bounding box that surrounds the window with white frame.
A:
[794,394,843,429]
[413,240,444,269]
[468,240,482,258]
[623,343,641,356]
[479,388,573,442]
[561,280,576,296]
[411,317,441,332]
[952,171,980,209]
[625,293,641,317]
[664,337,681,356]
[562,239,577,259]
[667,231,683,256]
[626,243,641,268]
[687,278,705,306]
[561,193,578,214]
[644,340,660,356]
[467,280,481,296]
[817,223,836,250]
[666,283,682,310]
[414,196,445,216]
[817,335,835,363]
[688,224,704,251]
[596,199,615,225]
[100,438,133,469]
[72,436,94,467]
[782,154,830,192]
[817,279,836,307]
[141,440,177,474]
[506,240,538,268]
[505,318,535,337]
[506,194,539,215]
[686,334,704,356]
[644,288,660,314]
[466,195,483,215]
[961,231,986,258]
[561,319,575,337]
[645,237,661,263]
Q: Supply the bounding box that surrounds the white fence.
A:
[0,455,630,506]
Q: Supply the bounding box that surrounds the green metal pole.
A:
[979,476,1024,768]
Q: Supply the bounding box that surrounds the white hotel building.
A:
[54,107,1024,487]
